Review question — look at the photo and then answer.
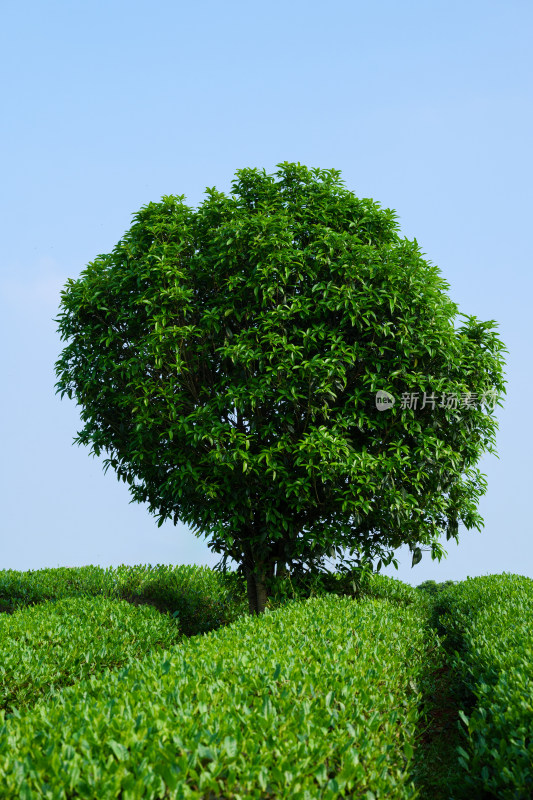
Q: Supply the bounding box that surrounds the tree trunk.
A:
[255,567,268,615]
[245,559,258,615]
[244,551,272,615]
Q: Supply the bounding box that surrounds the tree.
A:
[54,162,507,615]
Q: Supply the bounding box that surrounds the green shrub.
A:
[0,595,184,716]
[0,593,433,798]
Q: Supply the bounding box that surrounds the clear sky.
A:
[1,0,531,586]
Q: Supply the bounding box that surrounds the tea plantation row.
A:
[0,564,530,798]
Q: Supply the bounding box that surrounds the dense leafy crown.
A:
[54,162,507,578]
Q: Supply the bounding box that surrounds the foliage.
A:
[0,591,431,799]
[54,162,508,613]
[1,565,531,797]
[0,563,247,637]
[0,595,184,717]
[415,579,458,599]
[435,574,533,798]
[0,565,118,614]
[113,562,250,636]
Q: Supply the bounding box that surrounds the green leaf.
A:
[458,710,470,727]
[223,736,238,759]
[403,741,414,760]
[108,740,129,762]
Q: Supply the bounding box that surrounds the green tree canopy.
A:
[54,162,507,614]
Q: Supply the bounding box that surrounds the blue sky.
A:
[1,0,531,586]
